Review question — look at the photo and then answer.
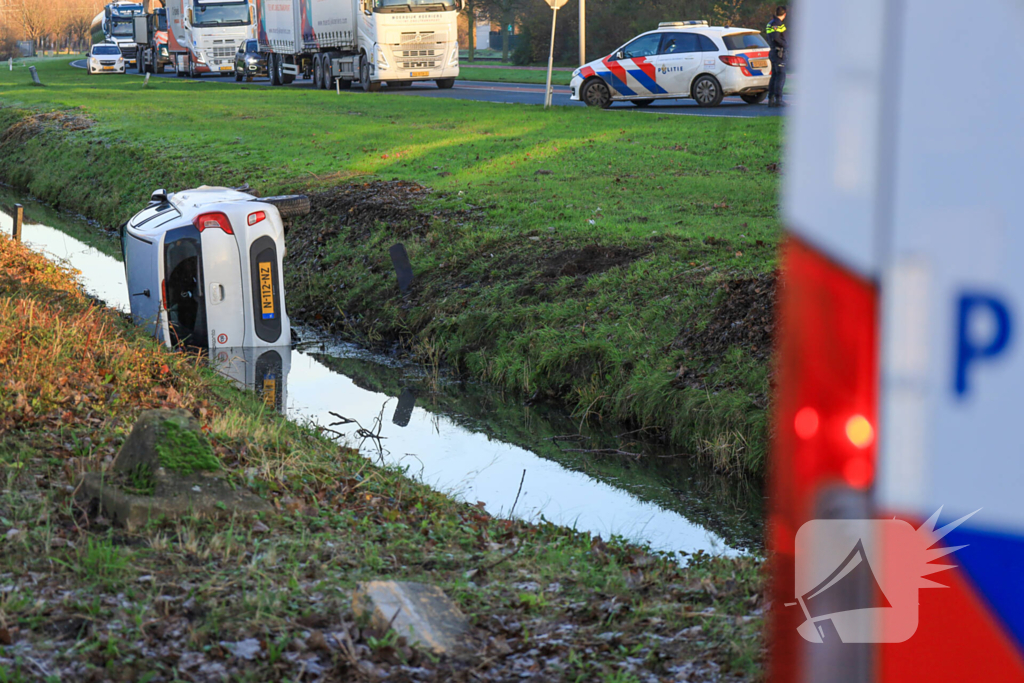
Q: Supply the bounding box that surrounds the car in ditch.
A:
[119,186,309,350]
[570,21,772,109]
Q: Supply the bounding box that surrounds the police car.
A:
[120,186,308,351]
[570,21,771,108]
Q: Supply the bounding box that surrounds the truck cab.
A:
[166,0,256,77]
[121,187,290,351]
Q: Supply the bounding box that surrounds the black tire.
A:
[320,55,334,90]
[581,78,613,109]
[269,53,281,86]
[279,56,295,85]
[313,54,324,89]
[234,67,243,82]
[631,99,654,108]
[360,57,380,92]
[435,78,455,89]
[692,75,723,107]
[741,91,767,105]
[137,55,145,74]
[261,195,311,218]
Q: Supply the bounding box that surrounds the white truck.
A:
[90,2,146,68]
[253,0,461,91]
[165,0,256,78]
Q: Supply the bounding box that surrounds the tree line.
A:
[462,0,783,65]
[0,0,107,60]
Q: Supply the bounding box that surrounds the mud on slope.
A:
[673,272,777,360]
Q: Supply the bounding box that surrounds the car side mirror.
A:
[150,188,168,203]
[615,50,625,61]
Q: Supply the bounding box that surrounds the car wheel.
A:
[313,54,324,89]
[631,99,654,108]
[360,57,380,92]
[435,78,455,89]
[581,78,613,109]
[261,195,311,218]
[741,91,767,105]
[235,68,243,82]
[692,75,723,107]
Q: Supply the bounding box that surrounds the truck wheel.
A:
[261,195,311,218]
[269,54,281,86]
[435,78,455,89]
[313,54,324,90]
[137,56,145,74]
[360,57,380,92]
[280,56,295,85]
[692,75,723,107]
[581,78,613,109]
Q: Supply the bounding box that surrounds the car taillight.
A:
[768,237,879,683]
[720,55,748,67]
[247,210,266,226]
[161,278,168,310]
[193,212,233,234]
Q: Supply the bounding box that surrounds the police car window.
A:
[722,33,769,50]
[659,33,700,55]
[698,35,719,52]
[621,33,662,59]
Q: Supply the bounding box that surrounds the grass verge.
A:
[0,57,782,476]
[457,66,573,86]
[0,232,765,680]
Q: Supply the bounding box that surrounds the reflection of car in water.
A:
[211,346,291,414]
[120,186,309,350]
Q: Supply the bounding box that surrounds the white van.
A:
[120,186,307,350]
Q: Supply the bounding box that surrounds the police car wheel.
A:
[581,79,612,109]
[631,99,654,108]
[693,75,724,107]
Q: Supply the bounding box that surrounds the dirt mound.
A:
[674,272,777,360]
[302,180,433,245]
[1,110,93,146]
[541,245,647,281]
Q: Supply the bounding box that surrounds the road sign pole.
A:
[544,7,558,108]
[578,0,586,66]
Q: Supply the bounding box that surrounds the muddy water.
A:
[0,192,765,556]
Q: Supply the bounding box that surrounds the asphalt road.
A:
[71,60,782,118]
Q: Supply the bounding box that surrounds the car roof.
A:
[643,24,761,37]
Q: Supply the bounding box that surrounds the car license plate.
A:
[262,377,276,407]
[751,59,769,69]
[410,71,429,78]
[103,66,114,71]
[220,65,232,71]
[259,262,275,320]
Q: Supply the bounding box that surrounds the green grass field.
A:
[0,57,783,475]
[458,65,573,86]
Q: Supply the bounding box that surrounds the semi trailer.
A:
[132,6,172,74]
[90,2,146,68]
[253,0,461,91]
[165,0,256,78]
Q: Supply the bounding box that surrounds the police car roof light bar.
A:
[658,21,708,28]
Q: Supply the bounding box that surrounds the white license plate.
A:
[751,59,769,69]
[410,71,429,78]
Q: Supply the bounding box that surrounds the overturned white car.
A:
[120,186,308,350]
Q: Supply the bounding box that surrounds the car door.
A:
[656,32,702,97]
[603,32,663,97]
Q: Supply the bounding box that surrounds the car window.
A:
[659,33,700,55]
[722,32,769,50]
[164,233,207,347]
[698,35,719,52]
[92,46,121,56]
[247,40,258,52]
[620,33,662,60]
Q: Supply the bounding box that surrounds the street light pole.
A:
[544,0,569,109]
[578,0,585,66]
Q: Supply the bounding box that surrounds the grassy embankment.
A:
[0,57,782,476]
[0,232,764,680]
[458,66,573,86]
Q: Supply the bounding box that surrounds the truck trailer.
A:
[132,6,172,74]
[165,0,256,78]
[253,0,461,91]
[90,2,146,68]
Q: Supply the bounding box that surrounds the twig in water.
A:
[508,469,526,519]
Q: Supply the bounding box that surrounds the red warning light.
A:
[794,407,820,439]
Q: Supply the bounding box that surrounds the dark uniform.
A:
[766,15,788,105]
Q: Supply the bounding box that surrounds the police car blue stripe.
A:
[627,69,667,95]
[596,70,636,97]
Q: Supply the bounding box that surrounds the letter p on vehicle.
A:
[955,293,1012,397]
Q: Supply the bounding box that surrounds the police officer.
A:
[766,6,788,108]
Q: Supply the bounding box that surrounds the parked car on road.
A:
[120,186,310,350]
[234,39,268,81]
[571,21,771,108]
[87,43,126,75]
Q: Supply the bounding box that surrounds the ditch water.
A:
[0,191,765,556]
